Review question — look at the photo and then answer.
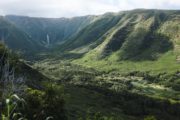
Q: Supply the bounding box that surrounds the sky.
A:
[0,0,180,18]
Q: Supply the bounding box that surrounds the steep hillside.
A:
[98,10,177,61]
[67,9,180,73]
[58,12,123,51]
[62,10,179,58]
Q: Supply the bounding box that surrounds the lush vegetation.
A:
[33,59,180,120]
[0,9,180,120]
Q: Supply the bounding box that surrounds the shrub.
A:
[24,85,67,120]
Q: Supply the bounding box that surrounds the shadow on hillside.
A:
[120,30,174,61]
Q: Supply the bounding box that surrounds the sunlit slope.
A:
[71,10,180,73]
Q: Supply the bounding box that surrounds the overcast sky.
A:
[0,0,180,18]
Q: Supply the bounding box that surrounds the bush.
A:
[24,84,67,120]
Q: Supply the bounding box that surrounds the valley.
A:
[0,9,180,120]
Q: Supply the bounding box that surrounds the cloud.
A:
[0,0,179,18]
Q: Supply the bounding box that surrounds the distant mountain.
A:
[5,15,96,47]
[0,15,96,57]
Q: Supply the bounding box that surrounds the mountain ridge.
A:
[0,9,179,64]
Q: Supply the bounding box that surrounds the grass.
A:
[33,54,180,102]
[74,51,179,74]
